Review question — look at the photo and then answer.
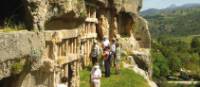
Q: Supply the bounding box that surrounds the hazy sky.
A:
[142,0,200,11]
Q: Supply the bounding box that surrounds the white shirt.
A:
[91,68,102,83]
[57,84,67,87]
[111,43,116,52]
[103,39,110,47]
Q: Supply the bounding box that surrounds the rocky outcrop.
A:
[0,31,45,62]
[0,0,154,87]
[0,30,81,87]
[22,0,86,31]
[112,0,143,14]
[124,56,157,87]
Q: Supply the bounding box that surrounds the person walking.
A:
[115,43,121,74]
[91,65,102,87]
[111,38,116,67]
[90,40,100,66]
[102,37,110,49]
[103,47,111,77]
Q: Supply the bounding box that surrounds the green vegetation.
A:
[142,5,200,84]
[151,36,200,81]
[11,60,24,74]
[159,82,199,87]
[143,6,200,38]
[0,18,25,32]
[80,68,149,87]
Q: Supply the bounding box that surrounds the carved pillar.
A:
[72,39,74,54]
[66,40,69,55]
[59,44,62,57]
[70,62,76,87]
[64,64,68,79]
[76,60,80,87]
[83,43,86,66]
[87,40,90,65]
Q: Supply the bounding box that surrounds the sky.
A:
[142,0,200,11]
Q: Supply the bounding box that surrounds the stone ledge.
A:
[44,29,79,41]
[80,33,97,39]
[0,31,45,62]
[57,54,79,65]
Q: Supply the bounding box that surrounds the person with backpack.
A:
[90,40,100,66]
[115,43,121,74]
[103,46,112,77]
[111,38,116,67]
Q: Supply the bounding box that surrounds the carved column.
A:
[72,39,74,54]
[64,64,68,79]
[70,62,76,87]
[76,60,80,87]
[66,40,69,55]
[87,40,90,66]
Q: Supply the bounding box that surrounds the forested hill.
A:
[141,4,200,38]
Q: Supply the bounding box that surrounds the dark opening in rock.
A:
[0,0,26,28]
[0,75,19,87]
[118,12,134,37]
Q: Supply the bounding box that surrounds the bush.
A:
[152,49,169,80]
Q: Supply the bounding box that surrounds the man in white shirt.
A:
[57,77,68,87]
[91,65,102,87]
[102,37,110,49]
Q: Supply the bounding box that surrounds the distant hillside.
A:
[141,3,200,38]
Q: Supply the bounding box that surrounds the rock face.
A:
[22,0,86,31]
[124,56,157,87]
[0,31,45,62]
[112,0,143,14]
[0,0,153,87]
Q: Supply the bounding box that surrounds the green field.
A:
[80,68,149,87]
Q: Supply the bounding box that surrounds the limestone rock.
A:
[113,0,143,14]
[124,56,157,87]
[132,49,152,77]
[23,0,86,31]
[0,31,45,62]
[133,16,151,48]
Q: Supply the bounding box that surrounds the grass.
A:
[80,67,149,87]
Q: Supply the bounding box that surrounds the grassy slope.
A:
[80,68,149,87]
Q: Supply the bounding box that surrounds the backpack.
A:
[91,46,99,57]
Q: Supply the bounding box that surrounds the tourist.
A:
[90,40,100,66]
[111,38,116,67]
[57,77,68,87]
[102,37,110,49]
[91,64,102,87]
[115,43,121,74]
[103,47,111,77]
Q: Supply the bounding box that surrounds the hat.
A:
[94,65,100,69]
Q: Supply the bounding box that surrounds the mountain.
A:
[140,8,160,16]
[141,3,200,16]
[141,3,200,38]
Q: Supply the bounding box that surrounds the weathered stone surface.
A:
[0,0,153,87]
[0,31,45,62]
[23,0,86,31]
[124,56,157,87]
[133,16,151,48]
[113,0,143,14]
[132,49,152,77]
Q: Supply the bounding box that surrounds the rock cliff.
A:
[0,0,153,87]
